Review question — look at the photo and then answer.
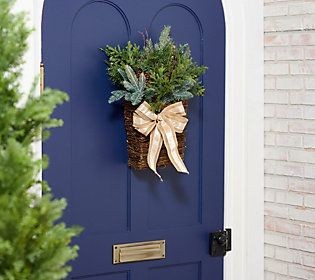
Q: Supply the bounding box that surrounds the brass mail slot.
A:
[113,240,166,264]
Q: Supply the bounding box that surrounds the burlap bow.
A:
[133,101,189,180]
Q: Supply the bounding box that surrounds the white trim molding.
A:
[16,0,45,197]
[223,0,264,280]
[16,0,43,97]
[20,0,264,279]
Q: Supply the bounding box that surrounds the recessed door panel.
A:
[149,262,201,280]
[70,1,131,234]
[147,4,204,230]
[71,271,129,280]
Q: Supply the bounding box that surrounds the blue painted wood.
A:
[42,0,225,279]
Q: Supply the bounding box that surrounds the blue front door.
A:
[42,0,225,279]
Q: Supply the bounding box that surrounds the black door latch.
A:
[209,228,232,256]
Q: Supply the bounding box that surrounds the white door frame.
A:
[222,0,264,279]
[19,0,264,279]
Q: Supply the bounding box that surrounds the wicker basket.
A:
[124,101,188,170]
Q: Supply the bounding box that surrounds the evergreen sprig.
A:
[101,26,208,112]
[100,41,141,86]
[108,65,154,106]
[0,1,82,279]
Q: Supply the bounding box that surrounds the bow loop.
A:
[133,101,189,180]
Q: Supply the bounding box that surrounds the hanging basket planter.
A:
[101,26,207,179]
[123,100,188,170]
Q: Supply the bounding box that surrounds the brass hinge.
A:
[40,62,44,94]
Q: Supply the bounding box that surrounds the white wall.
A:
[264,1,315,279]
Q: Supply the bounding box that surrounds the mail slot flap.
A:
[113,240,166,264]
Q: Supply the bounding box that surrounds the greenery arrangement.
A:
[101,26,207,112]
[0,1,82,279]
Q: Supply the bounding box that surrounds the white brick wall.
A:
[264,1,315,279]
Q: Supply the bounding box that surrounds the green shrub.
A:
[0,1,82,279]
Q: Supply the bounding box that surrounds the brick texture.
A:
[264,1,315,279]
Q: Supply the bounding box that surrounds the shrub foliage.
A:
[0,1,82,279]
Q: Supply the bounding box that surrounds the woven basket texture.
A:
[124,101,188,169]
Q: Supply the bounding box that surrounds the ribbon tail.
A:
[158,121,189,174]
[147,126,164,181]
